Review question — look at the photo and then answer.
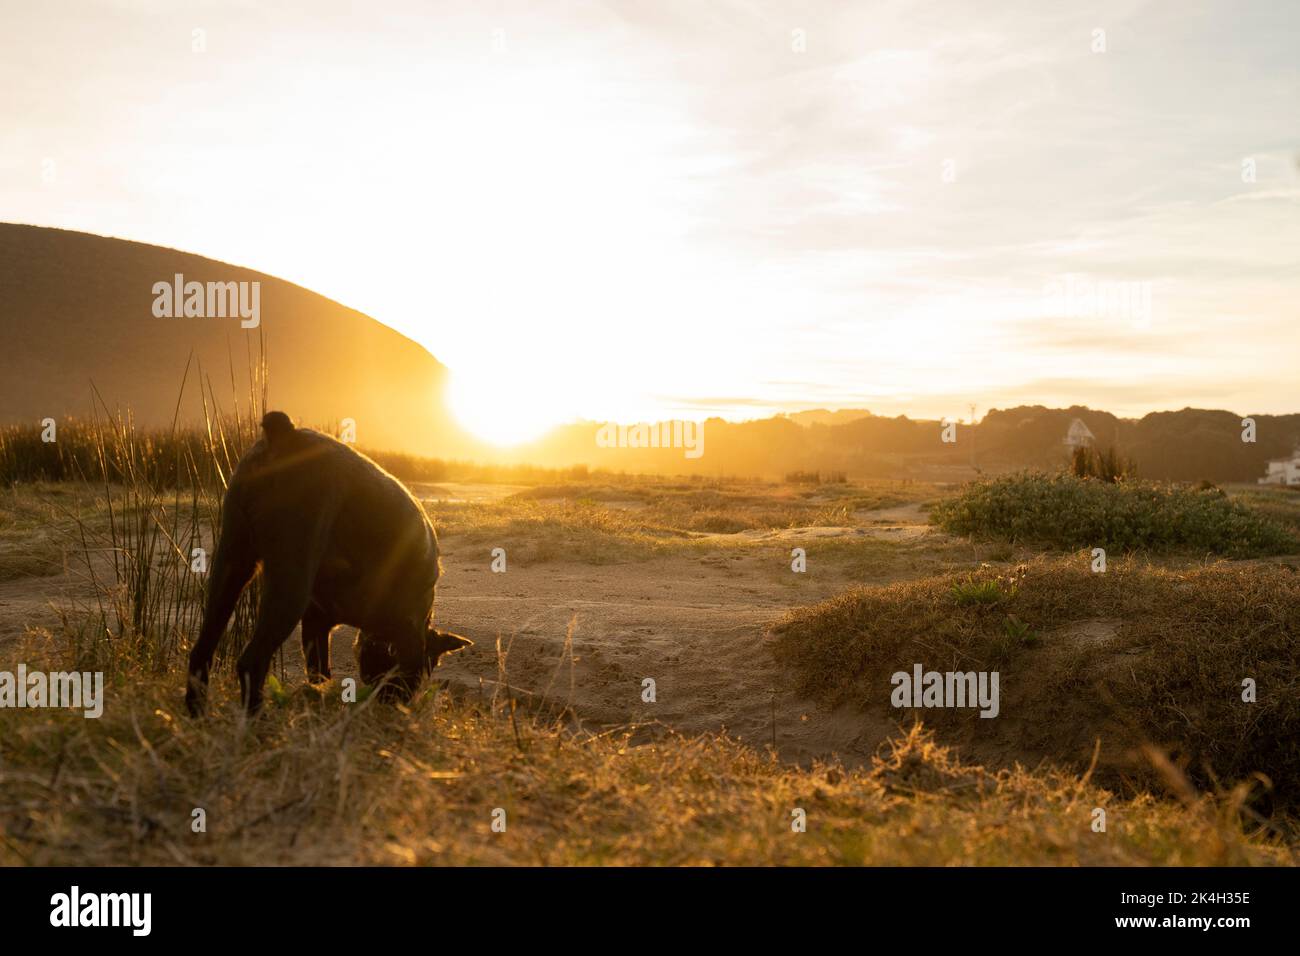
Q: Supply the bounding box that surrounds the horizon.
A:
[3,1,1298,444]
[9,218,1297,437]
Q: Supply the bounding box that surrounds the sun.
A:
[353,63,708,452]
[448,370,563,447]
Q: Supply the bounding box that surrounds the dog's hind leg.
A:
[186,504,257,716]
[237,553,316,714]
[301,603,334,684]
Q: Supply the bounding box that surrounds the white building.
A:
[1063,418,1095,450]
[1259,452,1300,486]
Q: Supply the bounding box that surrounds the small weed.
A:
[951,577,1010,606]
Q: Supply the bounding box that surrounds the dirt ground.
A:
[429,543,899,763]
[420,484,932,761]
[0,483,940,765]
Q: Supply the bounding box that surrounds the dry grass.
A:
[0,484,97,581]
[427,478,945,566]
[3,406,1295,866]
[0,630,1290,866]
[0,416,594,489]
[513,478,934,528]
[773,557,1300,813]
[427,496,690,565]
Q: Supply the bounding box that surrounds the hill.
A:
[510,406,1300,483]
[4,223,1296,480]
[0,223,474,456]
[781,408,875,428]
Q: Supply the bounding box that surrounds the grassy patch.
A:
[0,416,602,489]
[772,557,1300,811]
[932,472,1297,556]
[512,478,933,532]
[0,483,116,581]
[1229,485,1300,535]
[0,631,1289,866]
[427,498,692,564]
[426,478,943,565]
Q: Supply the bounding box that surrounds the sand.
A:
[0,494,937,765]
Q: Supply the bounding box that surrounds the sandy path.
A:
[0,493,934,763]
[0,565,80,645]
[426,541,899,762]
[0,545,902,763]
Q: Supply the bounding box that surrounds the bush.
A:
[772,559,1300,807]
[931,472,1297,556]
[783,470,847,485]
[950,577,1011,606]
[1070,445,1134,483]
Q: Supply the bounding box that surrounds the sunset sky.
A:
[3,0,1297,443]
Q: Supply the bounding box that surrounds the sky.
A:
[3,0,1297,443]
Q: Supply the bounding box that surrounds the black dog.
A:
[185,411,470,715]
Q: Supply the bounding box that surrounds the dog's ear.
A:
[426,628,472,659]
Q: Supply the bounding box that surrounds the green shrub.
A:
[932,472,1297,556]
[950,577,1011,606]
